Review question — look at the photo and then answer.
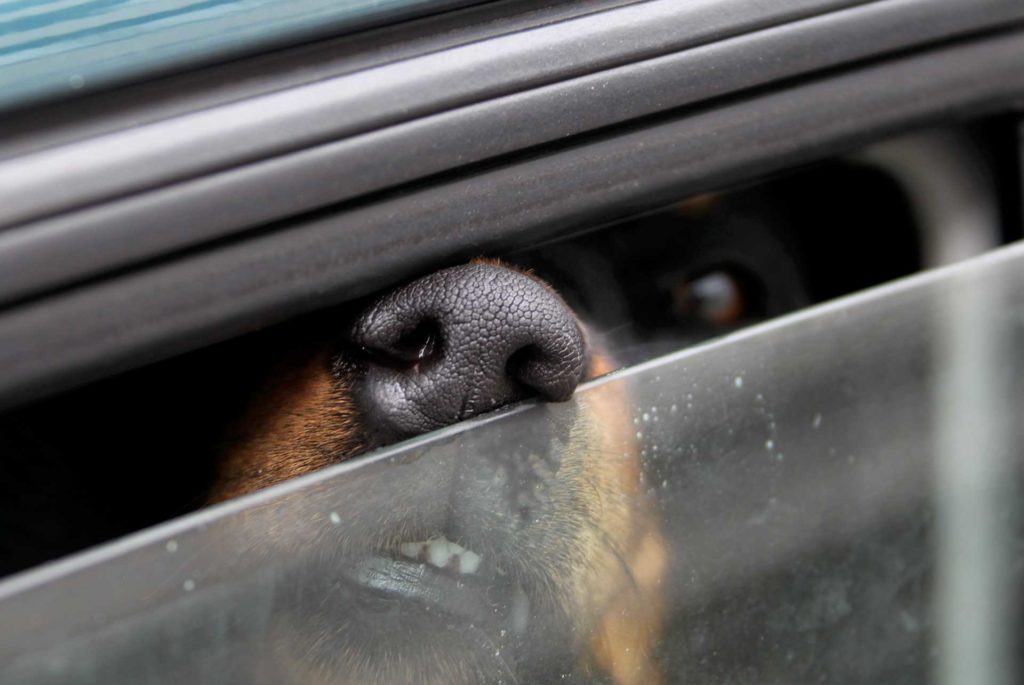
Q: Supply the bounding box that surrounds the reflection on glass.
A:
[1,243,1023,683]
[0,0,483,110]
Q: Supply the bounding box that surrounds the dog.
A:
[191,183,822,681]
[0,187,843,683]
[204,259,667,685]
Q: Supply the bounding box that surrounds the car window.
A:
[1,238,1021,684]
[0,0,489,111]
[0,0,1020,661]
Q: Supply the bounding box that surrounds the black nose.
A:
[348,263,586,440]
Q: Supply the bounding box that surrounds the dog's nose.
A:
[349,263,586,440]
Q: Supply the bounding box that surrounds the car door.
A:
[0,1,1022,683]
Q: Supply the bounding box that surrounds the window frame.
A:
[0,0,1022,409]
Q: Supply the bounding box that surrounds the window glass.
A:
[0,0,485,110]
[1,239,1022,683]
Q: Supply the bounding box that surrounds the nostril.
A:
[507,341,583,403]
[505,345,539,382]
[361,319,442,370]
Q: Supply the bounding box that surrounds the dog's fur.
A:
[206,261,666,685]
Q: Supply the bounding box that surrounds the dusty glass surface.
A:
[1,242,1023,684]
[0,0,484,110]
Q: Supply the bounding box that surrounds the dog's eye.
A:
[671,268,762,327]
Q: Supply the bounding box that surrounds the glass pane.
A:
[0,0,486,111]
[2,241,1023,683]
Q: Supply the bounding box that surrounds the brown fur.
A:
[575,353,665,685]
[209,342,365,502]
[209,264,666,684]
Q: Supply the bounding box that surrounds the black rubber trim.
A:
[0,0,639,160]
[1019,118,1024,226]
[0,0,874,230]
[0,0,1020,308]
[0,30,1022,410]
[0,0,494,118]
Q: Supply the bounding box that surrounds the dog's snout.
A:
[349,263,586,440]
